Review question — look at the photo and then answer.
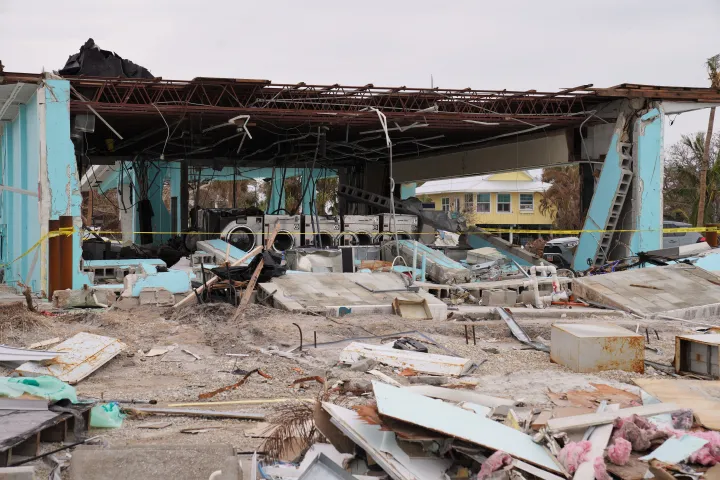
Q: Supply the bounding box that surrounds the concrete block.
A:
[138,287,175,306]
[551,323,644,373]
[0,466,35,480]
[467,247,505,265]
[481,289,517,306]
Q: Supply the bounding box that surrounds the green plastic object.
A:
[90,402,125,428]
[0,376,78,402]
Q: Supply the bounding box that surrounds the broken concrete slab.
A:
[572,264,720,319]
[382,240,471,284]
[550,323,644,373]
[0,466,34,480]
[467,247,506,265]
[258,272,447,320]
[52,287,110,308]
[15,332,127,384]
[69,444,242,480]
[339,342,472,377]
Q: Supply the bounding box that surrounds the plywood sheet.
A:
[633,378,720,430]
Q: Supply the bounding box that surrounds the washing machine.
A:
[303,215,341,247]
[264,215,302,253]
[376,214,419,243]
[339,215,380,246]
[219,216,264,253]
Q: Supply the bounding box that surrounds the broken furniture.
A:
[674,334,719,378]
[258,272,447,319]
[550,323,644,373]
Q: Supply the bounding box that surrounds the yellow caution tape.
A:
[0,227,75,269]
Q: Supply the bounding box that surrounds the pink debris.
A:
[607,438,632,465]
[612,415,668,451]
[683,430,720,466]
[593,456,612,480]
[671,409,694,430]
[477,451,513,480]
[558,441,592,475]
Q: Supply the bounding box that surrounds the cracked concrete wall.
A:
[42,79,92,289]
[0,89,41,291]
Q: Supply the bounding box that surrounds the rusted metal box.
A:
[551,323,644,373]
[674,334,720,378]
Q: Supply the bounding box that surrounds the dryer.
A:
[376,214,418,243]
[303,215,341,247]
[264,215,302,253]
[339,215,380,246]
[220,216,264,253]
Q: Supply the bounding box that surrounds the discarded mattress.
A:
[15,332,127,384]
[339,342,472,377]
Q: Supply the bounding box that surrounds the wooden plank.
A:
[233,221,280,318]
[0,410,61,449]
[125,407,266,420]
[634,378,720,430]
[546,403,680,432]
[573,404,619,480]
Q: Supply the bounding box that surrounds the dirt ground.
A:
[0,299,702,477]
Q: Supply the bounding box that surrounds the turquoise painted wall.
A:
[629,108,663,254]
[0,91,41,290]
[43,80,92,289]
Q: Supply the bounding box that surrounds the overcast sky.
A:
[1,0,717,148]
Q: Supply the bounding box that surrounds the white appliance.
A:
[303,215,341,247]
[376,214,419,243]
[219,216,264,253]
[264,215,302,253]
[340,215,380,246]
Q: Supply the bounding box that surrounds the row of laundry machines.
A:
[194,208,421,254]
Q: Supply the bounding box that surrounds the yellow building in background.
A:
[416,171,554,244]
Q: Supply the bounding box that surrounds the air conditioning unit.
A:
[376,214,419,243]
[339,215,380,246]
[264,215,302,253]
[303,215,341,247]
[219,216,264,253]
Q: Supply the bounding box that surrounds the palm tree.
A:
[696,54,720,227]
[665,133,720,225]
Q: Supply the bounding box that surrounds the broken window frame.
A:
[464,193,474,212]
[476,193,490,213]
[497,193,511,213]
[519,193,534,213]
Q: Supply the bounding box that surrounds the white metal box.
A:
[550,323,644,373]
[674,334,720,378]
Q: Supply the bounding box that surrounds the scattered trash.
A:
[339,342,472,376]
[198,368,272,400]
[89,402,125,428]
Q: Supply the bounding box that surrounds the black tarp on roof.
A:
[59,38,153,79]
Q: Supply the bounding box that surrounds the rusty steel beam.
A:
[59,216,74,291]
[48,220,60,299]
